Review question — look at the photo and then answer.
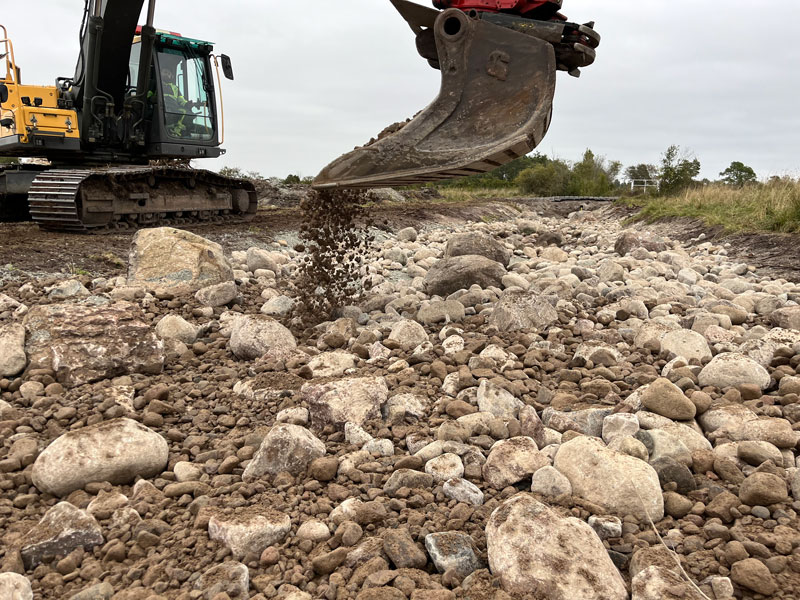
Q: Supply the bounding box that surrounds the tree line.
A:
[430,145,773,197]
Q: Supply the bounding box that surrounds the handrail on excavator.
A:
[0,25,19,85]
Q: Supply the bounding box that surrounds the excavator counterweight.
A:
[314,0,599,189]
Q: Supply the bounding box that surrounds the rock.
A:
[32,418,168,497]
[488,290,558,333]
[698,353,771,390]
[23,302,164,387]
[640,378,696,421]
[483,437,548,490]
[195,562,249,599]
[195,281,238,307]
[20,502,103,569]
[0,323,26,377]
[308,352,357,378]
[385,393,427,422]
[660,329,712,362]
[632,566,707,600]
[602,413,640,443]
[477,380,523,419]
[243,424,325,479]
[208,507,291,558]
[154,314,197,344]
[384,469,434,497]
[574,341,623,367]
[730,558,778,595]
[128,227,234,294]
[554,436,664,521]
[67,582,114,600]
[397,227,418,242]
[229,315,297,360]
[651,457,696,495]
[443,478,484,506]
[770,306,800,330]
[425,532,483,578]
[729,417,798,448]
[0,573,32,600]
[388,319,428,350]
[737,440,783,467]
[417,300,466,325]
[423,255,506,297]
[615,232,668,256]
[303,377,388,429]
[425,453,464,483]
[486,494,627,599]
[383,528,427,569]
[663,491,693,519]
[45,279,90,299]
[246,247,279,273]
[630,545,680,579]
[598,259,625,282]
[261,295,295,318]
[637,429,692,466]
[588,515,622,540]
[445,232,510,265]
[530,465,572,498]
[296,520,331,543]
[738,472,788,505]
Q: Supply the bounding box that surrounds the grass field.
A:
[622,180,800,234]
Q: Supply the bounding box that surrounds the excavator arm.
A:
[313,0,599,189]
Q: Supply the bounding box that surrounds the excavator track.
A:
[26,166,258,232]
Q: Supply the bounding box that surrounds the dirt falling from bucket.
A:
[293,189,375,322]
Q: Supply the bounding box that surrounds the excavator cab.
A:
[314,0,599,188]
[128,30,227,157]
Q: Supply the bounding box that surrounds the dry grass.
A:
[623,180,800,234]
[436,186,525,203]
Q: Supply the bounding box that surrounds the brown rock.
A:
[731,558,778,595]
[383,528,427,569]
[739,472,789,506]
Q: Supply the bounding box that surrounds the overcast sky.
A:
[3,1,799,180]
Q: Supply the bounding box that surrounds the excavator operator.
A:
[160,65,189,138]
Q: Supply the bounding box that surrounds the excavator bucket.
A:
[314,1,562,188]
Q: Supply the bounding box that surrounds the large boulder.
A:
[229,315,297,360]
[32,418,168,497]
[423,255,506,297]
[486,494,627,599]
[770,306,800,330]
[444,232,510,266]
[0,323,26,377]
[660,329,712,362]
[23,302,164,387]
[127,227,234,294]
[488,290,558,333]
[554,436,664,521]
[0,573,32,600]
[302,377,389,429]
[243,424,325,479]
[698,353,771,390]
[20,502,103,570]
[154,314,197,344]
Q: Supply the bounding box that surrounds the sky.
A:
[3,0,799,181]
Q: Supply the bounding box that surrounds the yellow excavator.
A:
[0,0,599,231]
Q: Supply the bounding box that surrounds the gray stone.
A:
[698,353,771,390]
[0,323,26,377]
[423,255,506,297]
[67,582,114,600]
[195,280,238,307]
[477,380,523,419]
[303,377,388,429]
[445,232,510,265]
[0,573,32,600]
[483,437,548,490]
[443,478,484,506]
[425,531,483,578]
[154,314,197,345]
[488,289,558,333]
[229,315,297,360]
[530,465,572,498]
[20,502,103,569]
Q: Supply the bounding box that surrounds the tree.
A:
[625,163,657,181]
[658,145,701,195]
[719,161,757,186]
[283,174,301,185]
[568,149,615,196]
[515,160,572,196]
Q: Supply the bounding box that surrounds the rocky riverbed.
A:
[1,203,800,600]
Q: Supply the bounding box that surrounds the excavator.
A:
[0,0,599,231]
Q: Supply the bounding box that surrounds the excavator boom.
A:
[314,0,598,189]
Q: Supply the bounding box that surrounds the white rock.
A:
[0,323,26,377]
[296,520,331,543]
[698,352,771,390]
[0,573,32,600]
[154,314,198,344]
[425,453,464,482]
[477,380,523,419]
[483,437,548,490]
[660,329,712,362]
[530,465,572,498]
[195,280,238,307]
[302,377,389,429]
[554,436,664,521]
[602,413,640,443]
[308,352,357,378]
[260,295,295,317]
[388,319,428,350]
[229,315,297,360]
[443,478,484,506]
[486,494,627,599]
[208,508,291,559]
[32,418,168,497]
[173,461,203,483]
[344,422,373,447]
[243,424,325,479]
[632,566,707,600]
[20,502,104,569]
